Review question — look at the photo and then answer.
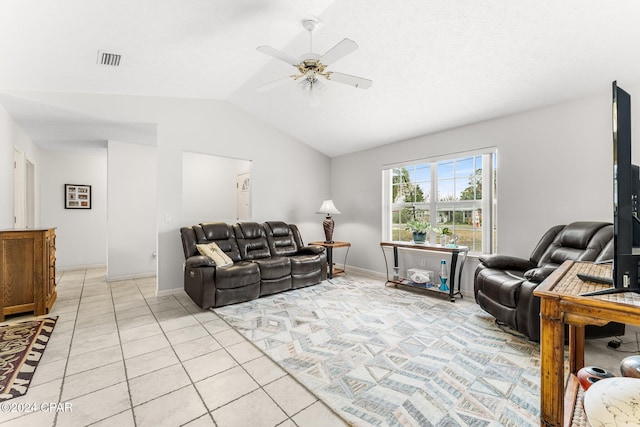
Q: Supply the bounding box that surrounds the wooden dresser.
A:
[0,228,57,321]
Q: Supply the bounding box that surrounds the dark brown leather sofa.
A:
[180,221,327,309]
[474,221,625,341]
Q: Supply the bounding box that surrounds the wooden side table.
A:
[534,261,640,426]
[309,241,351,279]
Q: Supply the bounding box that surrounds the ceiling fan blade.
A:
[319,38,358,65]
[327,72,372,89]
[256,76,292,93]
[256,45,299,66]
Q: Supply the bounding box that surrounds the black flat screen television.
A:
[580,81,640,296]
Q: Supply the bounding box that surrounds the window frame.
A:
[382,148,497,254]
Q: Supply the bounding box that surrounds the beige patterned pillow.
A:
[196,242,233,267]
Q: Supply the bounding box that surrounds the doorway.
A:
[25,159,35,228]
[236,172,251,220]
[13,149,36,229]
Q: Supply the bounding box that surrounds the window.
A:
[384,150,497,253]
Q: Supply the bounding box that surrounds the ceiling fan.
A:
[256,18,372,96]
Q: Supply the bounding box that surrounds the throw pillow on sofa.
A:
[196,242,233,267]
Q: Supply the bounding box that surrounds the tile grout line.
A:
[57,272,133,427]
[52,269,87,427]
[207,307,328,425]
[170,292,311,425]
[133,281,219,427]
[9,270,345,426]
[105,276,140,427]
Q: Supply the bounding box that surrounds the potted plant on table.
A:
[405,220,432,244]
[434,227,458,247]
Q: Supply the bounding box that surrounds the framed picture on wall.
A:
[65,184,92,209]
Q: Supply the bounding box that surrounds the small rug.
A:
[214,276,542,427]
[0,317,57,401]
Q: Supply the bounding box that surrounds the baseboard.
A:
[106,272,156,282]
[58,263,106,272]
[342,265,387,280]
[156,287,185,297]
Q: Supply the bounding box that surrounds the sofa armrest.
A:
[186,255,217,268]
[297,245,326,255]
[479,254,536,271]
[524,264,558,283]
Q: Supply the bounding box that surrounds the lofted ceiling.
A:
[1,0,640,157]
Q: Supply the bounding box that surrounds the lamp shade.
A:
[316,200,341,215]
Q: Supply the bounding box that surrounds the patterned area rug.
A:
[214,276,541,427]
[0,317,57,401]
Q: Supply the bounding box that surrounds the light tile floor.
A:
[2,268,637,427]
[0,268,348,427]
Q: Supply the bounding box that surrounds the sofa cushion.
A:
[253,256,291,280]
[234,222,271,260]
[538,222,613,267]
[215,261,260,290]
[196,242,233,267]
[194,222,242,262]
[264,221,298,257]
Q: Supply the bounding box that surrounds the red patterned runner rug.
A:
[0,317,57,401]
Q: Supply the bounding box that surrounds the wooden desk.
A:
[309,241,351,279]
[534,261,640,426]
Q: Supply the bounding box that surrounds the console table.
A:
[309,241,351,279]
[380,241,469,302]
[534,261,640,426]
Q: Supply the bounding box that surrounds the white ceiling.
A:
[2,0,640,157]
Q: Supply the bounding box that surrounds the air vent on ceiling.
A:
[97,50,122,66]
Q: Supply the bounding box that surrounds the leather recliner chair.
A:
[474,221,625,341]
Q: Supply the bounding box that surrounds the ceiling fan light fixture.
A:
[299,76,326,94]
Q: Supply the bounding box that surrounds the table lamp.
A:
[316,200,341,243]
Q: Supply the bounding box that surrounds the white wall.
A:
[182,152,251,223]
[332,84,640,295]
[9,92,332,292]
[107,140,157,280]
[0,104,40,229]
[39,149,107,269]
[15,84,637,297]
